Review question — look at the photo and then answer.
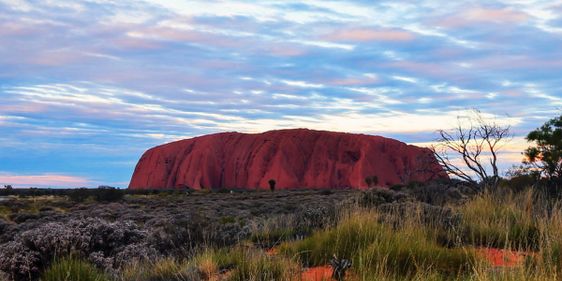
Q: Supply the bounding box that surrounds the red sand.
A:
[478,248,531,267]
[301,266,333,281]
[265,247,278,256]
[129,129,446,190]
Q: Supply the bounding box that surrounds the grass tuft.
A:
[41,257,109,281]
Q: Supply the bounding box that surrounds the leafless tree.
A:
[430,110,511,188]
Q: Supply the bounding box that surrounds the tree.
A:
[3,185,12,190]
[431,110,511,189]
[524,114,562,183]
[364,176,378,187]
[268,179,276,192]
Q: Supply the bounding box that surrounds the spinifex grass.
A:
[279,207,477,279]
[42,257,109,281]
[458,190,539,250]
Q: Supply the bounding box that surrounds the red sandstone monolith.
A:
[129,129,447,190]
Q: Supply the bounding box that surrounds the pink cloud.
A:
[0,173,90,188]
[323,28,415,42]
[436,7,529,28]
[469,55,562,70]
[383,61,452,79]
[112,37,162,50]
[267,45,306,57]
[0,103,46,113]
[328,75,380,86]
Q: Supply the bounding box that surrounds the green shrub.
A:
[458,191,540,250]
[279,209,476,277]
[41,257,109,281]
[187,247,296,281]
[68,188,90,203]
[120,258,198,281]
[93,186,124,202]
[250,228,298,248]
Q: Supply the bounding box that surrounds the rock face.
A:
[129,129,447,190]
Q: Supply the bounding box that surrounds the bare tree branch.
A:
[431,109,511,189]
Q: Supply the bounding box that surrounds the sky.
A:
[0,0,561,188]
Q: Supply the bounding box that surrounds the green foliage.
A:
[41,257,109,281]
[120,258,197,281]
[279,210,476,276]
[187,247,296,281]
[525,114,562,181]
[229,253,290,281]
[93,186,124,202]
[68,188,90,203]
[458,191,540,250]
[219,216,236,224]
[250,228,298,248]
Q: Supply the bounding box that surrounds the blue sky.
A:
[0,0,561,188]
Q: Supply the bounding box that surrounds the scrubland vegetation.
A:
[0,114,559,280]
[1,182,562,281]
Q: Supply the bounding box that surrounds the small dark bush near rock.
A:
[319,189,333,195]
[359,188,412,208]
[405,181,470,206]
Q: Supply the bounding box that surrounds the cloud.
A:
[1,0,561,186]
[0,0,33,12]
[280,80,325,89]
[323,28,415,42]
[0,172,90,188]
[436,7,529,28]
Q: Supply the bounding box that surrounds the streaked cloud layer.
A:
[0,0,561,187]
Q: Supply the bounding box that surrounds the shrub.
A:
[294,205,337,235]
[68,188,90,203]
[189,247,296,281]
[365,176,379,187]
[230,253,293,281]
[41,257,109,281]
[0,218,10,233]
[279,209,476,276]
[113,243,159,268]
[0,217,149,279]
[120,258,198,281]
[358,188,412,208]
[250,228,298,248]
[0,241,41,281]
[458,191,540,250]
[93,186,124,202]
[20,218,146,260]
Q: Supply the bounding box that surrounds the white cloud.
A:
[0,0,33,11]
[392,75,418,83]
[281,80,325,89]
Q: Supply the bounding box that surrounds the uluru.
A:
[129,129,447,190]
[129,129,447,189]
